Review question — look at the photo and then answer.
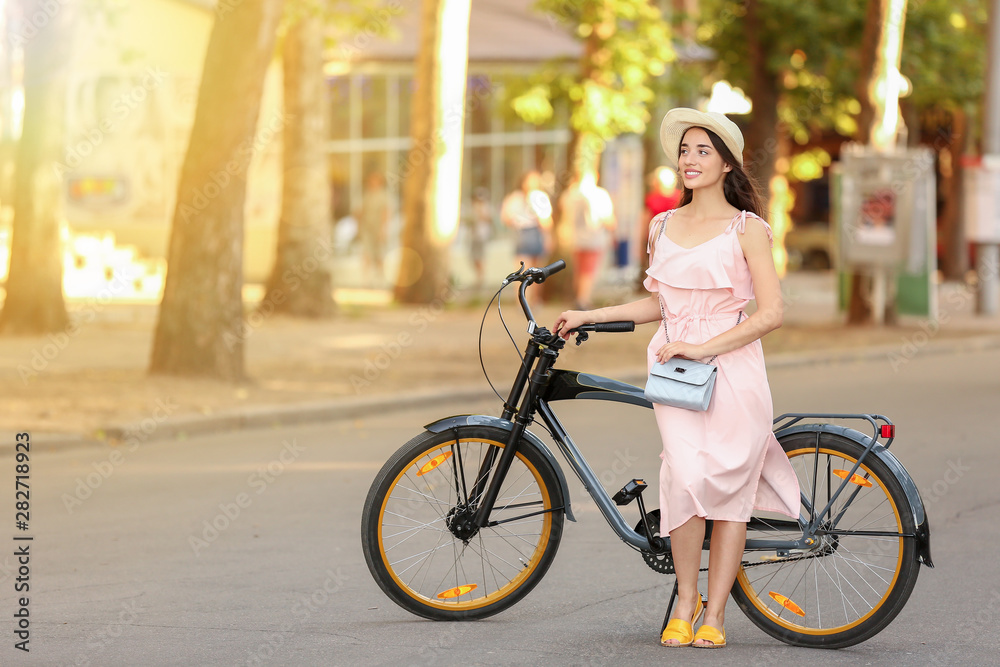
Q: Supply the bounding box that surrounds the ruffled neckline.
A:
[643,209,771,300]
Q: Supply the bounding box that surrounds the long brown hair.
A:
[677,127,765,217]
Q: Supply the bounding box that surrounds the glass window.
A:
[467,146,491,192]
[328,77,351,142]
[466,75,494,136]
[360,75,387,139]
[396,75,414,140]
[504,145,527,197]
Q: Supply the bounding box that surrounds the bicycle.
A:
[361,261,934,648]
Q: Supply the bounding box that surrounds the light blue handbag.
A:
[644,298,743,411]
[645,356,718,411]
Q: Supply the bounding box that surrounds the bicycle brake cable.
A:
[479,279,557,441]
[478,282,520,403]
[495,284,524,362]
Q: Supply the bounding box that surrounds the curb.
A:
[13,333,1000,451]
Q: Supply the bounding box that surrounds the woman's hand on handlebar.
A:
[553,310,593,340]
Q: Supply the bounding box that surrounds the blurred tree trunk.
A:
[149,0,284,380]
[395,0,471,303]
[847,0,887,325]
[743,0,780,212]
[262,14,334,317]
[0,0,74,335]
[939,107,968,280]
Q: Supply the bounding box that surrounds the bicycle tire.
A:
[361,425,566,620]
[731,431,920,648]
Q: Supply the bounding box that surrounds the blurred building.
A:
[326,0,581,225]
[2,0,651,286]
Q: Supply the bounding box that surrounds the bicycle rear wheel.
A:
[361,426,565,620]
[731,431,920,648]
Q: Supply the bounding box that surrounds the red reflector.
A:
[880,424,895,438]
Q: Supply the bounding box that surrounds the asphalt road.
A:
[3,346,1000,666]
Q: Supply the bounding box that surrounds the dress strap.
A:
[647,209,675,255]
[730,210,775,248]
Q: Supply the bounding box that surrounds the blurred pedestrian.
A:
[357,170,391,285]
[560,170,616,309]
[500,170,552,270]
[466,187,495,291]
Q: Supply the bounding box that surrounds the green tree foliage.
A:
[697,0,987,148]
[513,0,674,161]
[900,0,988,113]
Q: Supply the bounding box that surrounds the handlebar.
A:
[501,261,633,344]
[583,321,635,334]
[503,260,566,287]
[570,321,635,345]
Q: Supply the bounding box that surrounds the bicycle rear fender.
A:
[424,415,576,522]
[775,423,933,568]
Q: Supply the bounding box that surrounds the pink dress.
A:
[643,209,800,535]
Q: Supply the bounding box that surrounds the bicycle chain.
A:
[635,511,829,574]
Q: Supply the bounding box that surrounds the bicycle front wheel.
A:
[731,431,920,648]
[361,426,565,620]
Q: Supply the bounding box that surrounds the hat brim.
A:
[659,108,744,171]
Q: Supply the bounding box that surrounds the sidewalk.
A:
[2,271,999,449]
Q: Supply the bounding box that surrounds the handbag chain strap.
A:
[652,210,744,364]
[657,295,743,365]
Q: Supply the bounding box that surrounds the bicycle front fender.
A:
[775,423,933,568]
[424,415,576,522]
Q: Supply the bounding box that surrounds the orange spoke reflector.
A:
[769,592,806,617]
[417,452,453,476]
[832,469,873,488]
[437,584,477,599]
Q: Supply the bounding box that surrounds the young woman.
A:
[554,109,800,649]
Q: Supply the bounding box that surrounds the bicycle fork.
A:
[470,339,562,530]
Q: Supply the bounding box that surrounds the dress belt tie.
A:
[666,311,744,323]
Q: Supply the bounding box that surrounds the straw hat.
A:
[659,108,744,171]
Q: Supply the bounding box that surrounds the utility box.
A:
[833,145,937,318]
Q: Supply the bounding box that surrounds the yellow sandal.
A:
[692,624,726,648]
[660,594,704,647]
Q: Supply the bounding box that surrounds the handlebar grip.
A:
[535,260,566,282]
[592,321,635,333]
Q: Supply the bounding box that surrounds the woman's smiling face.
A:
[678,127,732,189]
